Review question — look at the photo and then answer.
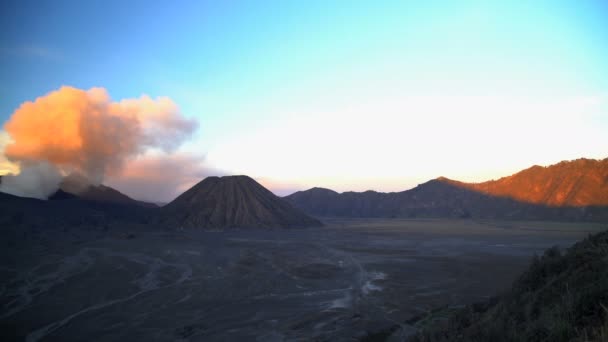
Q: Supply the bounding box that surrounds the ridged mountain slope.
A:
[285,158,608,221]
[162,175,322,229]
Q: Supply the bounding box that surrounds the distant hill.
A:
[47,189,79,200]
[285,158,608,221]
[161,175,322,229]
[3,174,320,230]
[0,190,154,231]
[458,158,608,207]
[53,173,157,208]
[69,184,157,208]
[408,229,608,341]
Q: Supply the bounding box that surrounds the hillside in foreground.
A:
[406,229,608,342]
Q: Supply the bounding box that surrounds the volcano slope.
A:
[53,173,157,208]
[161,175,322,229]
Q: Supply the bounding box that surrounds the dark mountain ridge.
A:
[0,190,155,231]
[54,173,157,208]
[2,174,321,230]
[285,158,608,221]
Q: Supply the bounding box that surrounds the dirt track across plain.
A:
[1,219,605,341]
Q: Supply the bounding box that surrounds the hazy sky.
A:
[1,0,607,197]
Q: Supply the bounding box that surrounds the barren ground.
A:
[1,219,605,341]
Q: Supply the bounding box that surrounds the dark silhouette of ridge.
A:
[0,190,155,230]
[71,184,157,208]
[162,175,322,229]
[47,189,79,201]
[2,175,320,230]
[285,158,608,221]
[52,173,157,208]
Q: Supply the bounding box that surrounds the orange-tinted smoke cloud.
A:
[3,86,198,184]
[105,153,219,202]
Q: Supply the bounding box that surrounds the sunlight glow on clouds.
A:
[105,151,217,203]
[0,132,19,175]
[0,86,202,200]
[3,86,198,184]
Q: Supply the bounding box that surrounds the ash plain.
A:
[1,219,605,341]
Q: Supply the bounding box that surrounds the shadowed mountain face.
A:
[285,158,608,221]
[53,173,157,208]
[68,184,157,208]
[0,190,155,230]
[3,174,319,230]
[162,175,322,229]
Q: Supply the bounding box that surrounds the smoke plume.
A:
[0,86,198,199]
[105,153,219,203]
[0,161,62,199]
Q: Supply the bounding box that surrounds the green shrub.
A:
[407,229,608,342]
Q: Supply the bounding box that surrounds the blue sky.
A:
[1,0,608,196]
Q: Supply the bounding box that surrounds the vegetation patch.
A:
[408,229,608,342]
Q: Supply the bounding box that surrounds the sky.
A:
[1,0,607,200]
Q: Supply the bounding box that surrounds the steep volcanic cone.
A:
[162,175,322,229]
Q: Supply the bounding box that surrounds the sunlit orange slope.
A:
[447,158,608,207]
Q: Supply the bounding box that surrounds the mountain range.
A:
[1,174,321,230]
[1,158,607,228]
[284,158,608,221]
